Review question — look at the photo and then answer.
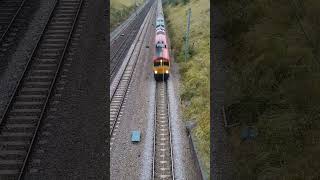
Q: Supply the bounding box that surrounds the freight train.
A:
[153,0,170,81]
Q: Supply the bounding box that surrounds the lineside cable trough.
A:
[131,130,141,143]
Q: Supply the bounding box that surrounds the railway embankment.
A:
[110,0,143,31]
[164,0,210,178]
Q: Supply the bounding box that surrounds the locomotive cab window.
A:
[154,62,161,66]
[163,62,169,66]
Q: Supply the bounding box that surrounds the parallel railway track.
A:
[110,0,145,43]
[0,0,36,59]
[0,0,83,178]
[152,82,174,180]
[0,0,25,41]
[110,1,156,138]
[110,27,137,79]
[110,0,153,81]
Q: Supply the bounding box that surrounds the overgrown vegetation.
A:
[110,0,143,31]
[215,0,320,179]
[164,0,210,177]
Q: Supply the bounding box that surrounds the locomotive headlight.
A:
[165,70,169,74]
[160,59,162,63]
[154,70,158,74]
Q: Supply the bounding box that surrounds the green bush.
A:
[218,0,320,178]
[110,5,135,31]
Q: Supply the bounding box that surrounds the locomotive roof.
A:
[155,33,167,42]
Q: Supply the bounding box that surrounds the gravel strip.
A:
[167,62,202,180]
[110,4,156,179]
[140,79,156,180]
[163,9,202,178]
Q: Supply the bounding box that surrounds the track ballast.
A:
[0,0,83,178]
[0,0,38,61]
[110,2,156,140]
[110,0,153,81]
[153,81,174,180]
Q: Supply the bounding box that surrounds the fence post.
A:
[135,0,137,16]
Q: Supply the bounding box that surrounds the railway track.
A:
[110,0,153,81]
[152,82,174,180]
[110,0,145,43]
[110,26,137,79]
[110,2,156,139]
[0,0,37,59]
[0,0,83,178]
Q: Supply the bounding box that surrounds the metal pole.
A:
[184,8,191,62]
[135,0,137,16]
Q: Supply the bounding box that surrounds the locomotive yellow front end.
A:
[153,58,170,81]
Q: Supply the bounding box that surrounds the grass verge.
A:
[164,0,210,178]
[110,0,143,31]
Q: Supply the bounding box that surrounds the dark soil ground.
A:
[212,6,234,180]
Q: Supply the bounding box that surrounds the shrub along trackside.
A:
[110,0,143,31]
[110,6,134,31]
[215,0,320,178]
[164,0,210,177]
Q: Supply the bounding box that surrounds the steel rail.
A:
[167,82,175,180]
[110,28,139,79]
[0,0,59,127]
[152,82,157,179]
[18,0,84,178]
[152,0,174,178]
[110,2,154,102]
[0,0,28,44]
[110,0,148,43]
[152,82,174,180]
[110,1,153,80]
[110,2,156,137]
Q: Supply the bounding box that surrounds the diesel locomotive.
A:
[153,0,170,81]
